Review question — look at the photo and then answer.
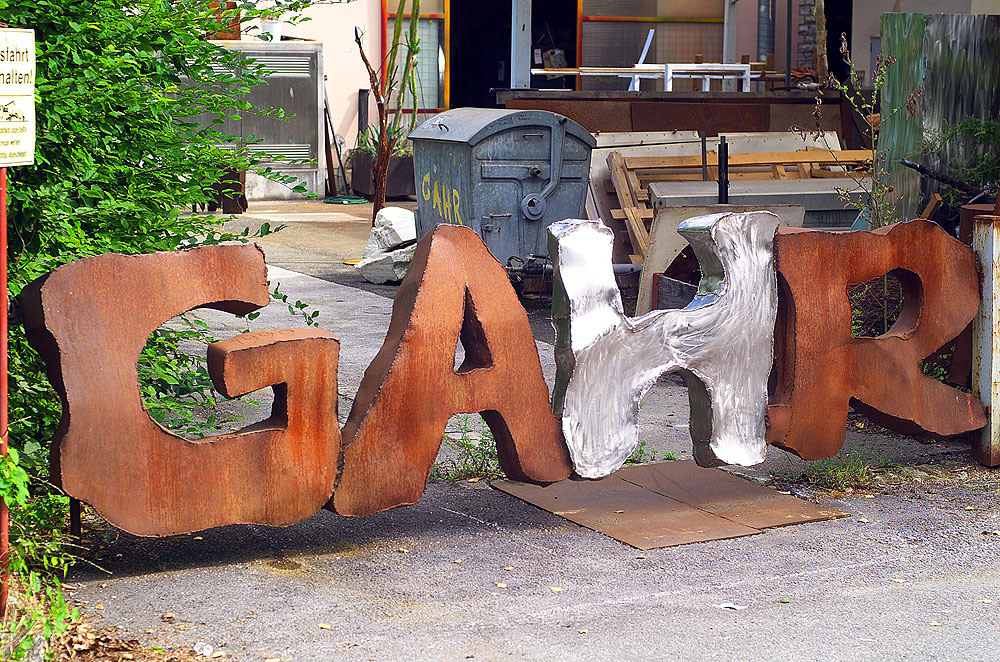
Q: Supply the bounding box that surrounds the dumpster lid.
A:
[409,108,596,148]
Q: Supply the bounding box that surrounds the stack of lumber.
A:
[607,148,872,261]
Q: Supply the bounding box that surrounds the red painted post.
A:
[1,166,8,619]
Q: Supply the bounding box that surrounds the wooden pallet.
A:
[607,148,872,259]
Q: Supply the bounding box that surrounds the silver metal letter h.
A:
[547,212,780,478]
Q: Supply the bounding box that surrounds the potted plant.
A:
[350,123,415,200]
[351,0,421,221]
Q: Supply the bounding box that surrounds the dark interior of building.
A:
[529,0,577,91]
[826,0,854,82]
[448,2,512,108]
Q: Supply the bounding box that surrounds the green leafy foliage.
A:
[431,415,504,482]
[806,451,896,491]
[0,0,326,646]
[821,33,920,228]
[919,117,1000,222]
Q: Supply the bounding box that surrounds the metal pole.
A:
[701,132,708,181]
[510,0,532,89]
[785,0,792,90]
[757,0,775,62]
[972,213,1000,467]
[1,166,8,619]
[718,136,729,204]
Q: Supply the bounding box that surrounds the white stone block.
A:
[356,242,417,284]
[363,207,417,258]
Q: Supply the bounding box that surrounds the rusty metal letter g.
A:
[19,245,340,536]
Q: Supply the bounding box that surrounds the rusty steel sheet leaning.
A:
[548,211,780,478]
[19,245,341,537]
[768,221,987,459]
[331,224,572,517]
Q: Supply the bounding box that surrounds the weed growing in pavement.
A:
[806,451,897,491]
[625,441,678,465]
[430,415,504,482]
[624,441,654,465]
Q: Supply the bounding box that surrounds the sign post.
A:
[0,26,35,620]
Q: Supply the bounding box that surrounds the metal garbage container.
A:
[410,108,595,263]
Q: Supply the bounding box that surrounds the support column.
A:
[722,0,739,64]
[972,214,1000,466]
[511,0,532,89]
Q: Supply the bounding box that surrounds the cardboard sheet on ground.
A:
[493,460,847,549]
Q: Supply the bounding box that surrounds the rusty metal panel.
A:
[972,214,1000,467]
[768,221,987,460]
[947,204,991,386]
[959,203,994,245]
[505,99,633,133]
[767,102,842,134]
[18,245,341,536]
[630,102,769,134]
[493,474,761,550]
[616,462,846,530]
[331,224,572,517]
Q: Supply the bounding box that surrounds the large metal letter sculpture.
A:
[20,246,340,536]
[768,221,987,458]
[332,224,572,517]
[549,212,780,478]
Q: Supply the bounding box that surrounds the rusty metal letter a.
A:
[548,212,780,478]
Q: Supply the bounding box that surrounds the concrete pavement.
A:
[64,202,1000,661]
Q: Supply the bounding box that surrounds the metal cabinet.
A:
[410,108,595,262]
[207,40,325,200]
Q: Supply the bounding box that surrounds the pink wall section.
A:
[286,1,383,151]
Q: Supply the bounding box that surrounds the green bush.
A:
[1,0,325,652]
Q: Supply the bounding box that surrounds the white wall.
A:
[285,0,382,151]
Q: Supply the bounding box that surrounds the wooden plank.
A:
[610,208,654,221]
[625,149,873,170]
[636,171,792,183]
[625,168,643,204]
[920,193,943,220]
[623,207,650,257]
[608,151,640,208]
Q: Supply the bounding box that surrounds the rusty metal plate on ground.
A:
[615,462,846,530]
[494,472,760,550]
[494,461,845,549]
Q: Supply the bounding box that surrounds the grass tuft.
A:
[806,451,896,491]
[430,415,504,482]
